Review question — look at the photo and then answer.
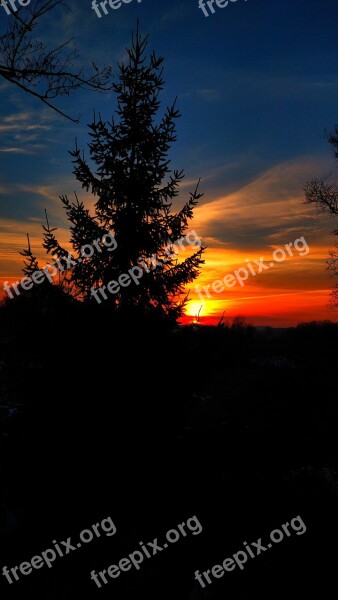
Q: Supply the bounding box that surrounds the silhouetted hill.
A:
[1,298,338,599]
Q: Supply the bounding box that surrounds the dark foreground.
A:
[1,300,338,599]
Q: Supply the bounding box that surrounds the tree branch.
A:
[0,0,113,121]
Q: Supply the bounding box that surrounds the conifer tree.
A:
[42,25,205,321]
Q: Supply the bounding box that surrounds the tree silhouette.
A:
[0,0,112,122]
[41,25,205,321]
[304,125,338,307]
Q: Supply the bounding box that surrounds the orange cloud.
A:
[182,158,337,325]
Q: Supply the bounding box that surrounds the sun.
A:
[185,300,204,322]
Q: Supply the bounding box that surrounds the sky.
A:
[0,0,337,326]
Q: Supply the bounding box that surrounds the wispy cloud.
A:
[0,110,52,154]
[18,181,96,223]
[193,156,335,249]
[0,113,51,132]
[0,147,35,155]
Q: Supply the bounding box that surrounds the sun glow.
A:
[185,300,203,316]
[185,300,204,321]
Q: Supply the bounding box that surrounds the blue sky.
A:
[0,0,338,324]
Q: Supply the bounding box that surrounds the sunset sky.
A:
[0,0,337,326]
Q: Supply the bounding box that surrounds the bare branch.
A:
[304,175,338,216]
[0,0,113,121]
[304,125,338,307]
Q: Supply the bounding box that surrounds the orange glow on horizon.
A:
[1,158,338,327]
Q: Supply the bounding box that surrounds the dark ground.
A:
[1,297,338,599]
